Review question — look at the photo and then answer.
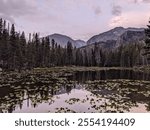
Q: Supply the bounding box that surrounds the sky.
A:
[0,0,150,41]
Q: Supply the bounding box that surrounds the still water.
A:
[0,69,150,113]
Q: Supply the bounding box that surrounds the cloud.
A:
[109,11,150,28]
[118,0,150,4]
[0,0,38,23]
[93,6,101,15]
[112,4,122,16]
[142,0,150,3]
[109,16,125,27]
[132,0,150,3]
[128,0,139,3]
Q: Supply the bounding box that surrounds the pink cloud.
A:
[109,11,150,28]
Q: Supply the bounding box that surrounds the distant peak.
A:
[113,27,125,31]
[87,26,145,45]
[75,39,85,42]
[114,26,124,29]
[51,33,66,36]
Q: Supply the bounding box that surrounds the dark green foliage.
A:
[0,18,147,71]
[143,20,150,64]
[0,20,9,70]
[0,18,2,39]
[66,41,73,65]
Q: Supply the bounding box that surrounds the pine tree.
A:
[99,48,106,67]
[62,47,67,66]
[0,18,3,65]
[19,32,27,70]
[9,24,17,70]
[0,18,2,39]
[0,19,9,70]
[45,37,50,67]
[41,38,45,67]
[50,39,56,66]
[15,32,22,71]
[67,41,73,65]
[26,34,34,69]
[91,48,96,66]
[84,50,89,66]
[143,20,150,65]
[56,45,63,66]
[34,33,40,67]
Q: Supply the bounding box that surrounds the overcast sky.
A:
[0,0,150,41]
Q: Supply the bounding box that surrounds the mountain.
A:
[75,40,86,47]
[86,27,145,49]
[47,33,86,48]
[46,27,145,49]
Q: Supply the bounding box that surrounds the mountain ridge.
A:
[45,26,145,49]
[47,33,86,48]
[87,27,145,45]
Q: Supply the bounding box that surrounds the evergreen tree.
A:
[45,37,50,67]
[75,49,83,66]
[143,20,150,65]
[9,24,17,70]
[26,34,34,69]
[91,48,96,66]
[18,32,26,70]
[50,39,56,66]
[34,33,41,67]
[84,50,89,66]
[0,18,2,39]
[62,47,67,65]
[0,19,9,70]
[67,41,73,65]
[99,48,106,67]
[41,38,45,67]
[0,18,3,65]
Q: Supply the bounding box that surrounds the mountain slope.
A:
[47,33,86,48]
[46,27,145,49]
[87,27,145,48]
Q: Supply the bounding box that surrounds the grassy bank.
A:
[34,66,134,72]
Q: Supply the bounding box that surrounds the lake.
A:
[0,68,150,113]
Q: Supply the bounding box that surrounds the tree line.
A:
[77,42,145,67]
[143,20,150,64]
[0,18,150,71]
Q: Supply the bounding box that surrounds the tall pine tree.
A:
[9,24,17,70]
[143,20,150,65]
[67,41,73,65]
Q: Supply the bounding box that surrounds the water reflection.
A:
[0,69,150,113]
[70,70,150,82]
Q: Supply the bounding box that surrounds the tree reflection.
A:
[0,69,150,113]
